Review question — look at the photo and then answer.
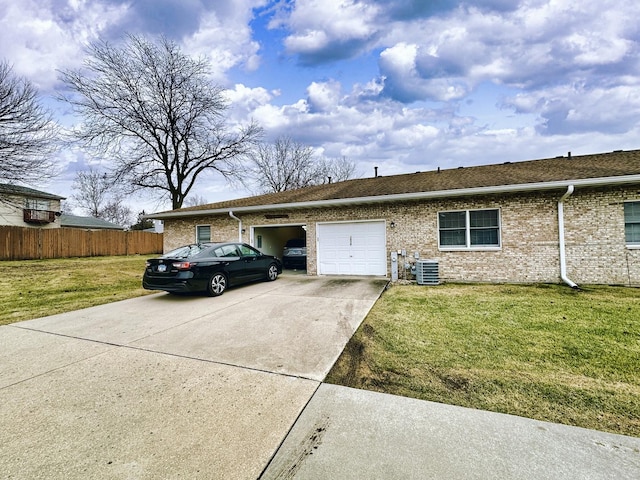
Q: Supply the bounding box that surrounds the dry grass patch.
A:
[0,256,155,325]
[326,283,640,437]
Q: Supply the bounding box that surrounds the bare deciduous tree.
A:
[244,136,316,193]
[59,34,262,209]
[241,135,357,193]
[316,155,358,184]
[101,200,133,227]
[71,167,133,226]
[0,61,59,184]
[184,194,209,207]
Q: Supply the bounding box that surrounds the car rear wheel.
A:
[208,273,227,296]
[267,263,279,281]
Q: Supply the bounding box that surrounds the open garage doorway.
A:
[251,224,307,272]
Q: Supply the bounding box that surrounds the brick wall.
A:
[563,187,640,284]
[162,185,640,285]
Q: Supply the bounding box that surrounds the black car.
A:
[143,242,282,296]
[282,238,307,269]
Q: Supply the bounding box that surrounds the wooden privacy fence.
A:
[0,226,163,260]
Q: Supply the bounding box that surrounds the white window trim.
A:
[438,208,502,251]
[624,200,640,249]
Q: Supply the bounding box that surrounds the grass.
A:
[0,256,155,325]
[326,283,640,437]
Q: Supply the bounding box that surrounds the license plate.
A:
[157,264,167,272]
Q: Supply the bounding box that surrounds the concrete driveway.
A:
[0,275,387,479]
[2,275,639,479]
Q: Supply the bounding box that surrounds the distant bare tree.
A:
[241,136,357,193]
[102,200,133,227]
[71,168,110,218]
[184,194,209,207]
[71,167,132,226]
[243,136,316,193]
[317,155,358,184]
[0,61,59,184]
[59,34,262,210]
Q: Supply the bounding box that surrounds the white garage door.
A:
[317,221,387,276]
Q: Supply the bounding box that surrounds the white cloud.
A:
[379,43,469,102]
[307,80,342,112]
[369,0,640,101]
[504,81,640,135]
[182,1,265,83]
[0,0,129,91]
[280,0,381,62]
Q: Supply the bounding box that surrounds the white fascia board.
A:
[145,174,640,220]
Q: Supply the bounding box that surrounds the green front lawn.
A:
[0,256,154,325]
[326,283,640,437]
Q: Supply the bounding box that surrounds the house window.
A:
[439,209,501,249]
[24,198,51,210]
[624,201,640,246]
[196,225,211,243]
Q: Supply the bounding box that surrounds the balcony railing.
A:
[23,209,57,224]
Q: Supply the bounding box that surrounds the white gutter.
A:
[146,174,640,220]
[228,211,242,242]
[558,185,579,289]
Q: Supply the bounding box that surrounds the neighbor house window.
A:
[439,209,500,249]
[24,198,51,210]
[196,225,211,243]
[624,201,640,246]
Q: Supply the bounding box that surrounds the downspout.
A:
[558,185,579,289]
[229,211,243,242]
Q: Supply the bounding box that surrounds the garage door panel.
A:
[318,222,386,276]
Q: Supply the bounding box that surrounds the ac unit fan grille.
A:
[415,260,439,285]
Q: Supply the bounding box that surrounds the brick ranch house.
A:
[149,149,640,287]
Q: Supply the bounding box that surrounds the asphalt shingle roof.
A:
[0,183,65,200]
[161,149,640,215]
[60,215,124,230]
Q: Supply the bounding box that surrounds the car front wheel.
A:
[208,273,227,296]
[267,263,279,281]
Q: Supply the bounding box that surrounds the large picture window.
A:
[624,201,640,246]
[439,209,500,249]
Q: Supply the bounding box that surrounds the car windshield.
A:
[162,244,208,259]
[285,239,306,248]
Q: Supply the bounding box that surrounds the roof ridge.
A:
[157,148,640,215]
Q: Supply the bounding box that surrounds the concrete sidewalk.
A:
[2,275,639,479]
[261,384,640,479]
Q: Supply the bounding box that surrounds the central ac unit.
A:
[415,259,439,285]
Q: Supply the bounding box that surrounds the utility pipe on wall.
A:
[558,185,579,289]
[229,211,243,242]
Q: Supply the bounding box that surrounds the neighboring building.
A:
[60,214,124,231]
[0,184,65,229]
[148,149,640,286]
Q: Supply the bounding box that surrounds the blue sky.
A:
[1,0,640,213]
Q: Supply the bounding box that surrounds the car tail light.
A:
[172,262,193,270]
